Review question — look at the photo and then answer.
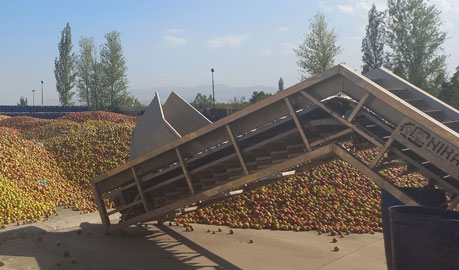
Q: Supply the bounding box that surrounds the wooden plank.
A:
[284,97,312,151]
[347,92,370,122]
[370,137,394,169]
[91,183,111,232]
[300,90,383,148]
[333,144,419,206]
[226,125,249,175]
[175,147,195,195]
[108,144,334,232]
[131,167,149,212]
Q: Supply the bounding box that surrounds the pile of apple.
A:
[0,113,136,225]
[25,120,133,188]
[0,126,87,225]
[60,111,137,124]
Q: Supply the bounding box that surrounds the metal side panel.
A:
[162,91,212,136]
[130,93,181,160]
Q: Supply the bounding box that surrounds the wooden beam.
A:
[300,90,383,148]
[284,97,312,151]
[131,167,149,212]
[91,183,111,232]
[370,137,394,169]
[347,92,370,122]
[175,147,195,195]
[226,124,249,175]
[333,144,419,206]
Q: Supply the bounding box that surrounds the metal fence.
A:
[0,105,89,119]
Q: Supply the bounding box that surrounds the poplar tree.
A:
[294,13,341,79]
[76,37,96,107]
[100,31,129,110]
[278,77,284,91]
[387,0,447,95]
[361,4,386,73]
[54,23,77,105]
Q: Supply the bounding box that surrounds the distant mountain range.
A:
[129,84,279,105]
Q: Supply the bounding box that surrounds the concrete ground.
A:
[0,208,387,270]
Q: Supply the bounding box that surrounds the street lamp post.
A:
[211,68,215,108]
[41,81,43,105]
[32,90,36,106]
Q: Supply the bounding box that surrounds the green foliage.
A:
[54,23,77,106]
[224,96,249,110]
[439,66,459,109]
[361,4,386,73]
[100,31,129,111]
[295,13,341,79]
[76,37,96,107]
[387,0,447,95]
[89,61,105,110]
[249,91,272,104]
[119,96,146,111]
[278,77,284,92]
[17,96,28,106]
[191,93,214,110]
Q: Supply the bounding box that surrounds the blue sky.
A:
[1,0,459,105]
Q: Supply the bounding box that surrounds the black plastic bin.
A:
[389,205,459,270]
[380,188,446,270]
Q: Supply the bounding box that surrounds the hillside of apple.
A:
[0,112,426,232]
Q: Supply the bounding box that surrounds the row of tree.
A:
[294,0,458,109]
[191,90,274,111]
[54,23,141,110]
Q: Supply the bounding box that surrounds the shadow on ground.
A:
[0,222,241,270]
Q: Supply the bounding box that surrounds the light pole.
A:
[41,81,43,105]
[211,68,215,108]
[32,90,36,106]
